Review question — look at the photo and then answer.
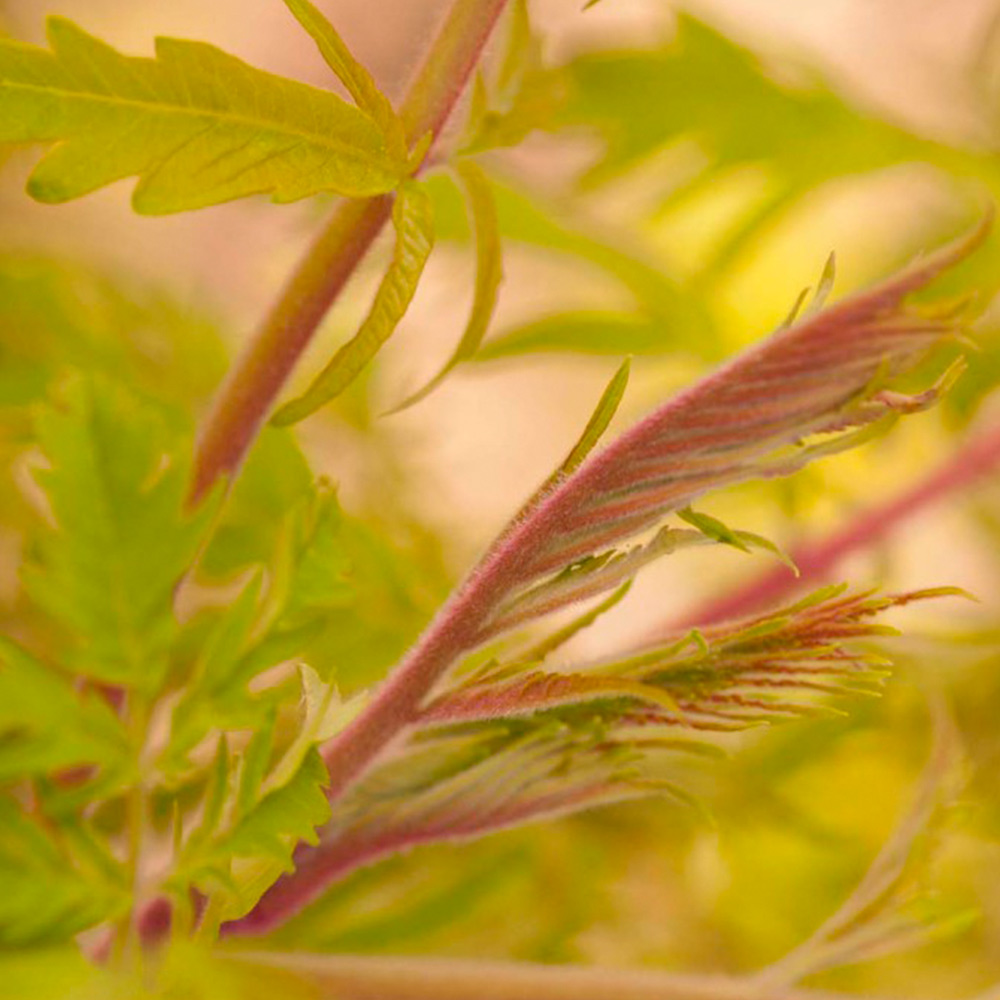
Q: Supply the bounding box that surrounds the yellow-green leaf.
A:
[280,0,408,160]
[0,17,407,213]
[390,161,503,411]
[272,182,435,425]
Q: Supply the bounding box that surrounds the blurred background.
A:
[5,0,1000,995]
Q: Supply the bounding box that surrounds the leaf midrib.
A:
[0,76,397,170]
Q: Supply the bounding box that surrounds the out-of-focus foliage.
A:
[2,0,1000,998]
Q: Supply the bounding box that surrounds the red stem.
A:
[189,0,512,505]
[674,419,1000,629]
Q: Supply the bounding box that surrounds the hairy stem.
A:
[189,0,512,504]
[228,953,913,1000]
[232,228,983,933]
[674,418,1000,629]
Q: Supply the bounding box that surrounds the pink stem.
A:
[189,0,512,505]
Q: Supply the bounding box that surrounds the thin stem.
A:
[672,419,1000,630]
[227,953,914,1000]
[189,0,512,504]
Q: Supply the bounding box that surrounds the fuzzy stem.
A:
[228,953,911,1000]
[675,419,1000,629]
[236,232,986,932]
[189,0,512,504]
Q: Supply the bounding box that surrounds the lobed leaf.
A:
[0,17,407,213]
[279,0,408,161]
[0,800,126,945]
[0,636,127,779]
[24,378,207,689]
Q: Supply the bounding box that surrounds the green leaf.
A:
[460,0,566,155]
[272,182,435,424]
[24,378,206,689]
[0,16,407,213]
[426,172,705,326]
[559,357,630,477]
[678,507,797,571]
[166,576,269,766]
[237,712,277,819]
[271,665,367,787]
[476,311,675,360]
[0,636,127,779]
[184,736,233,856]
[214,749,331,902]
[390,161,503,410]
[280,0,407,161]
[279,490,354,619]
[0,799,125,945]
[512,357,631,527]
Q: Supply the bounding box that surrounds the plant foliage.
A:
[0,0,998,998]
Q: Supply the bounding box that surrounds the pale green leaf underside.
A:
[272,182,435,424]
[0,17,407,213]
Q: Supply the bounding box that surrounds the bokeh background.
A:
[4,0,1000,995]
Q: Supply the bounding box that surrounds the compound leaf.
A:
[24,378,207,690]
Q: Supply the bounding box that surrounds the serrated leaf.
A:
[221,748,331,867]
[280,0,407,161]
[24,377,207,689]
[0,799,125,944]
[167,576,265,763]
[390,161,503,410]
[0,16,407,213]
[236,711,277,819]
[281,491,354,618]
[272,182,435,424]
[0,636,127,779]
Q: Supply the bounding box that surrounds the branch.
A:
[226,952,917,1000]
[228,221,986,934]
[314,220,985,797]
[188,0,513,504]
[675,417,1000,630]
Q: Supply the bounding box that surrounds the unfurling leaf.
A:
[272,182,435,425]
[486,218,988,600]
[0,17,407,213]
[237,222,988,937]
[389,162,503,410]
[431,587,933,735]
